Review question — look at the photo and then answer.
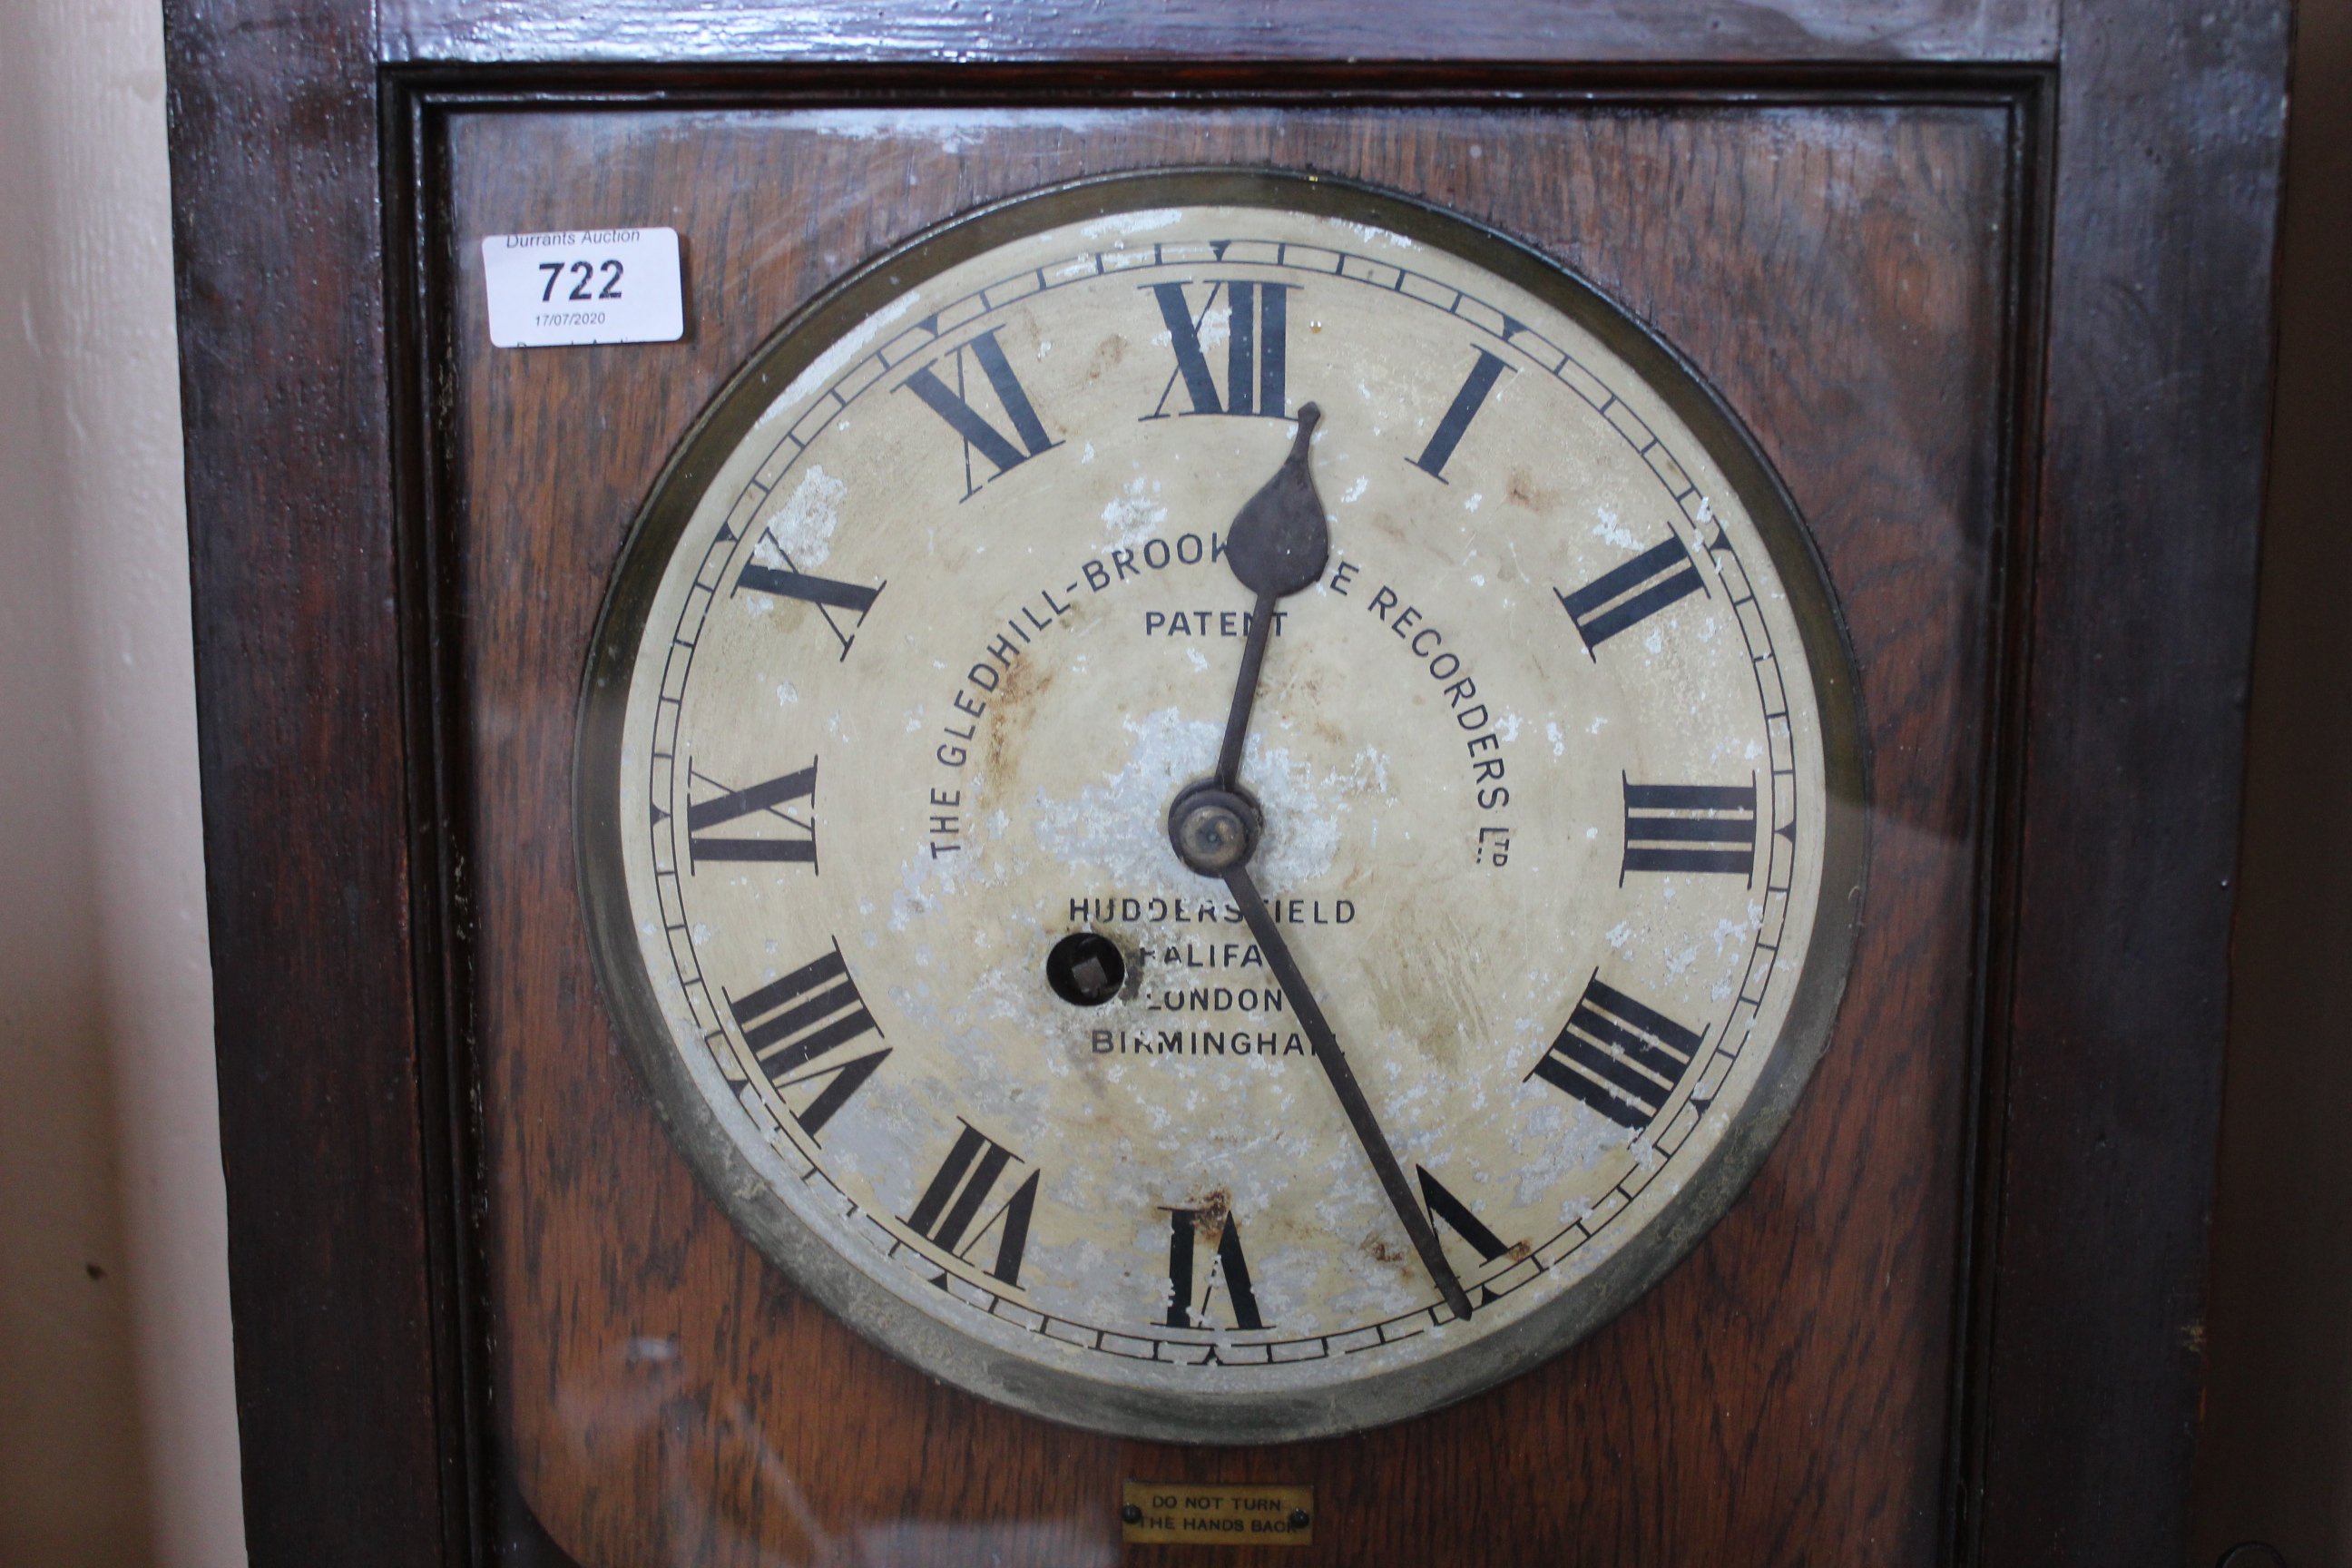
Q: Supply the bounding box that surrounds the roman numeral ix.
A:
[726,945,887,1139]
[897,327,1059,497]
[1529,975,1708,1132]
[1621,776,1758,883]
[685,761,818,869]
[1142,279,1294,420]
[1162,1203,1266,1331]
[906,1122,1041,1289]
[1555,534,1708,653]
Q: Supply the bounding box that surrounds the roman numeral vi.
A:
[1162,1203,1266,1330]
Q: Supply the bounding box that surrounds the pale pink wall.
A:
[0,0,245,1563]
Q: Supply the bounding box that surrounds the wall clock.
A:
[577,170,1864,1440]
[162,5,2290,1558]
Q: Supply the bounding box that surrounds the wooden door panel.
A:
[447,100,2017,1566]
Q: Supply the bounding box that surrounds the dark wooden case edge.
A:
[161,9,2288,1563]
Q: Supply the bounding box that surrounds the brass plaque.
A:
[1122,1481,1314,1545]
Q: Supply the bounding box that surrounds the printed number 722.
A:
[537,259,624,302]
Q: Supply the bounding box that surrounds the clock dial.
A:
[578,172,1864,1442]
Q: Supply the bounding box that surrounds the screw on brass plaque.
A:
[1122,1480,1313,1546]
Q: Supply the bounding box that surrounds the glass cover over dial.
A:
[578,172,1865,1442]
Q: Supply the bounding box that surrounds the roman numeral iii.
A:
[1620,776,1758,883]
[897,327,1059,496]
[905,1123,1041,1289]
[1142,279,1294,419]
[685,762,817,868]
[1555,534,1708,652]
[1162,1203,1266,1330]
[1529,975,1708,1131]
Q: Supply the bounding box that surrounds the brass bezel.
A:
[575,167,1870,1444]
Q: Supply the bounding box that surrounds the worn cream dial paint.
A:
[579,172,1865,1442]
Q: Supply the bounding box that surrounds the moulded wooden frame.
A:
[160,5,2288,1565]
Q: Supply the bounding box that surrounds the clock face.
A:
[578,171,1864,1443]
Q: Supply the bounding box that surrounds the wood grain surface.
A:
[381,0,2060,68]
[1977,0,2290,1558]
[446,101,2020,1565]
[161,2,457,1564]
[165,0,2290,1557]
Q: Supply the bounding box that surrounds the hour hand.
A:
[1210,404,1326,790]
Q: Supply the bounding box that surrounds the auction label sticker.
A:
[481,228,683,348]
[1122,1481,1313,1546]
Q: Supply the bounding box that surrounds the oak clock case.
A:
[576,171,1865,1443]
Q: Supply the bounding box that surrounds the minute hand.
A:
[1220,861,1475,1325]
